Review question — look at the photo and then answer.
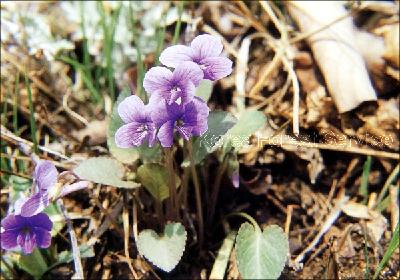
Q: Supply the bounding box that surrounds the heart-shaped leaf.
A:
[224,110,266,151]
[74,157,139,189]
[137,163,181,202]
[235,223,288,279]
[188,111,237,165]
[195,79,213,102]
[137,222,187,272]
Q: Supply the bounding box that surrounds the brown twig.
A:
[1,125,73,161]
[58,200,84,279]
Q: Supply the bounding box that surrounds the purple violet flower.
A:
[1,213,52,254]
[115,95,157,148]
[152,96,209,147]
[143,61,203,106]
[15,160,89,217]
[159,34,233,81]
[231,171,240,189]
[16,160,58,217]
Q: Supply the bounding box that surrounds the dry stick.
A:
[248,48,284,97]
[0,168,31,180]
[58,200,84,280]
[291,191,349,268]
[132,193,139,244]
[208,155,229,226]
[63,90,89,126]
[187,140,204,248]
[122,204,139,279]
[257,138,399,160]
[1,125,72,161]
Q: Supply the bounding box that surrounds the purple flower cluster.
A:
[1,160,89,254]
[115,34,232,148]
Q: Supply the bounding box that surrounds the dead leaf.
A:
[72,119,108,145]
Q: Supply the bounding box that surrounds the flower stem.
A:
[165,148,178,220]
[208,154,228,225]
[187,139,204,248]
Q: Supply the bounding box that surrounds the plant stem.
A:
[227,212,261,232]
[165,148,178,220]
[208,154,229,224]
[155,200,165,226]
[188,140,204,248]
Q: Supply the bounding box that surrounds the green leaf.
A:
[225,110,266,151]
[189,111,237,164]
[195,80,213,102]
[107,88,161,164]
[43,203,65,236]
[16,249,48,280]
[359,156,372,203]
[57,244,95,264]
[235,223,288,279]
[373,223,399,279]
[137,163,180,202]
[137,222,187,272]
[74,157,139,189]
[45,244,95,274]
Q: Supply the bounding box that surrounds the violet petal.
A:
[115,122,146,148]
[157,120,175,147]
[200,56,233,81]
[59,181,89,198]
[17,231,36,254]
[27,213,53,231]
[1,229,19,250]
[190,34,223,61]
[172,61,203,87]
[118,95,146,123]
[159,45,193,68]
[33,227,52,248]
[34,160,58,192]
[143,66,173,95]
[20,192,46,218]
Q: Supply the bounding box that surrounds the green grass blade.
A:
[57,55,101,104]
[172,1,185,44]
[376,164,399,207]
[98,1,121,104]
[154,12,167,66]
[129,1,146,101]
[2,81,10,124]
[24,74,38,153]
[360,156,372,204]
[373,223,399,279]
[13,74,20,133]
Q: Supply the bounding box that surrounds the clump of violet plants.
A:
[1,34,289,279]
[107,34,289,277]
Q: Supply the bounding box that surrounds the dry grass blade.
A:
[292,190,349,268]
[58,200,84,280]
[122,204,138,278]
